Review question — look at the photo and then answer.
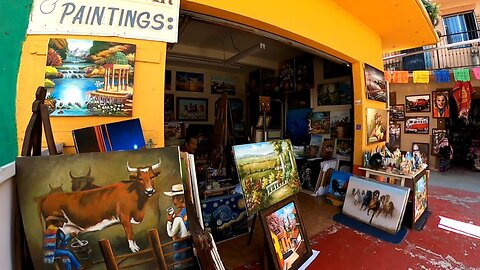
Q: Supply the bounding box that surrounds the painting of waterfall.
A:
[45,39,136,116]
[232,139,301,215]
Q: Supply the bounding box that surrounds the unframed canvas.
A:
[343,176,410,234]
[16,147,196,270]
[260,196,312,270]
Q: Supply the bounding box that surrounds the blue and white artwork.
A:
[327,171,353,199]
[201,193,248,242]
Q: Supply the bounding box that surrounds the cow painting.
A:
[40,158,161,253]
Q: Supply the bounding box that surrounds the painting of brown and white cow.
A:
[16,147,185,269]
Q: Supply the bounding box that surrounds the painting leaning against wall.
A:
[15,147,197,270]
[45,38,136,116]
[232,140,301,215]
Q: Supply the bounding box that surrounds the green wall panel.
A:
[0,0,31,166]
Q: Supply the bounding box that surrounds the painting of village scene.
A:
[15,147,197,270]
[261,198,312,270]
[343,176,410,234]
[414,174,428,224]
[45,39,136,116]
[232,140,301,215]
[211,75,236,95]
[308,111,331,135]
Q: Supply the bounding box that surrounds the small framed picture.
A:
[432,90,450,118]
[388,121,401,150]
[260,196,312,270]
[405,95,431,113]
[412,142,429,164]
[176,97,208,121]
[389,104,405,121]
[431,129,447,155]
[405,116,429,134]
[176,71,204,92]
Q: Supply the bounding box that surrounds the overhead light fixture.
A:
[223,42,266,65]
[166,53,242,69]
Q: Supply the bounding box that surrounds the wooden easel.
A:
[15,86,59,269]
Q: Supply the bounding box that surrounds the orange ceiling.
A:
[332,0,439,53]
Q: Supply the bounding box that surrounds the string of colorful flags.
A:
[384,67,480,84]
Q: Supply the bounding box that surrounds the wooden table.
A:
[358,164,427,187]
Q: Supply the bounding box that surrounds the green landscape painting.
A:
[232,140,301,215]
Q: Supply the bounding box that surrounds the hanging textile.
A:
[434,70,451,83]
[413,71,430,83]
[452,81,476,121]
[392,71,409,83]
[384,71,392,83]
[453,68,470,82]
[473,67,480,80]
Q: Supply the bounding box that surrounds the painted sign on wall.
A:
[28,0,180,42]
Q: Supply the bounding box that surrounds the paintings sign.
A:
[389,105,405,121]
[165,93,175,122]
[211,75,236,95]
[15,147,196,269]
[343,176,410,234]
[412,142,429,164]
[308,111,331,135]
[405,95,431,113]
[177,97,208,121]
[431,129,448,156]
[432,90,450,118]
[327,171,353,200]
[414,174,428,224]
[388,121,401,150]
[366,108,387,145]
[232,140,301,215]
[330,110,351,139]
[364,64,387,103]
[405,116,429,134]
[176,71,204,92]
[260,197,312,270]
[201,193,248,242]
[317,81,352,106]
[45,38,136,116]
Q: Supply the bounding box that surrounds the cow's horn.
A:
[49,183,53,189]
[126,162,137,173]
[151,157,162,171]
[69,171,75,179]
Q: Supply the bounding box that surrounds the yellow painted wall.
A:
[16,35,167,154]
[16,0,394,167]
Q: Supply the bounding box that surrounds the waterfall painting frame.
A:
[45,38,136,116]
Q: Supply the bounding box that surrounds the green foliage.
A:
[421,0,441,24]
[89,41,113,55]
[107,52,128,65]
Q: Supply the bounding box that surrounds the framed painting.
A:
[177,97,208,121]
[432,90,450,118]
[308,111,330,135]
[405,94,431,112]
[317,81,352,106]
[45,38,136,116]
[176,71,204,92]
[211,75,236,95]
[389,104,405,121]
[330,110,351,139]
[388,121,401,150]
[413,173,428,226]
[200,193,248,243]
[164,121,185,140]
[295,54,315,91]
[366,108,387,145]
[431,129,447,155]
[279,59,295,92]
[232,140,301,215]
[343,176,410,234]
[327,171,353,200]
[412,142,429,164]
[260,196,312,270]
[15,147,196,269]
[336,139,352,156]
[164,93,175,122]
[364,64,387,103]
[405,116,429,134]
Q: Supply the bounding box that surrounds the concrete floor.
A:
[429,166,480,193]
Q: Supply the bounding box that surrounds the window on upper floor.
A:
[443,11,479,47]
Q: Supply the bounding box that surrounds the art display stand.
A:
[15,86,59,269]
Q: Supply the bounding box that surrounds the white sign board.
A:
[27,0,180,43]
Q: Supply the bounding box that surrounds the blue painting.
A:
[201,193,248,242]
[327,171,353,199]
[45,38,136,116]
